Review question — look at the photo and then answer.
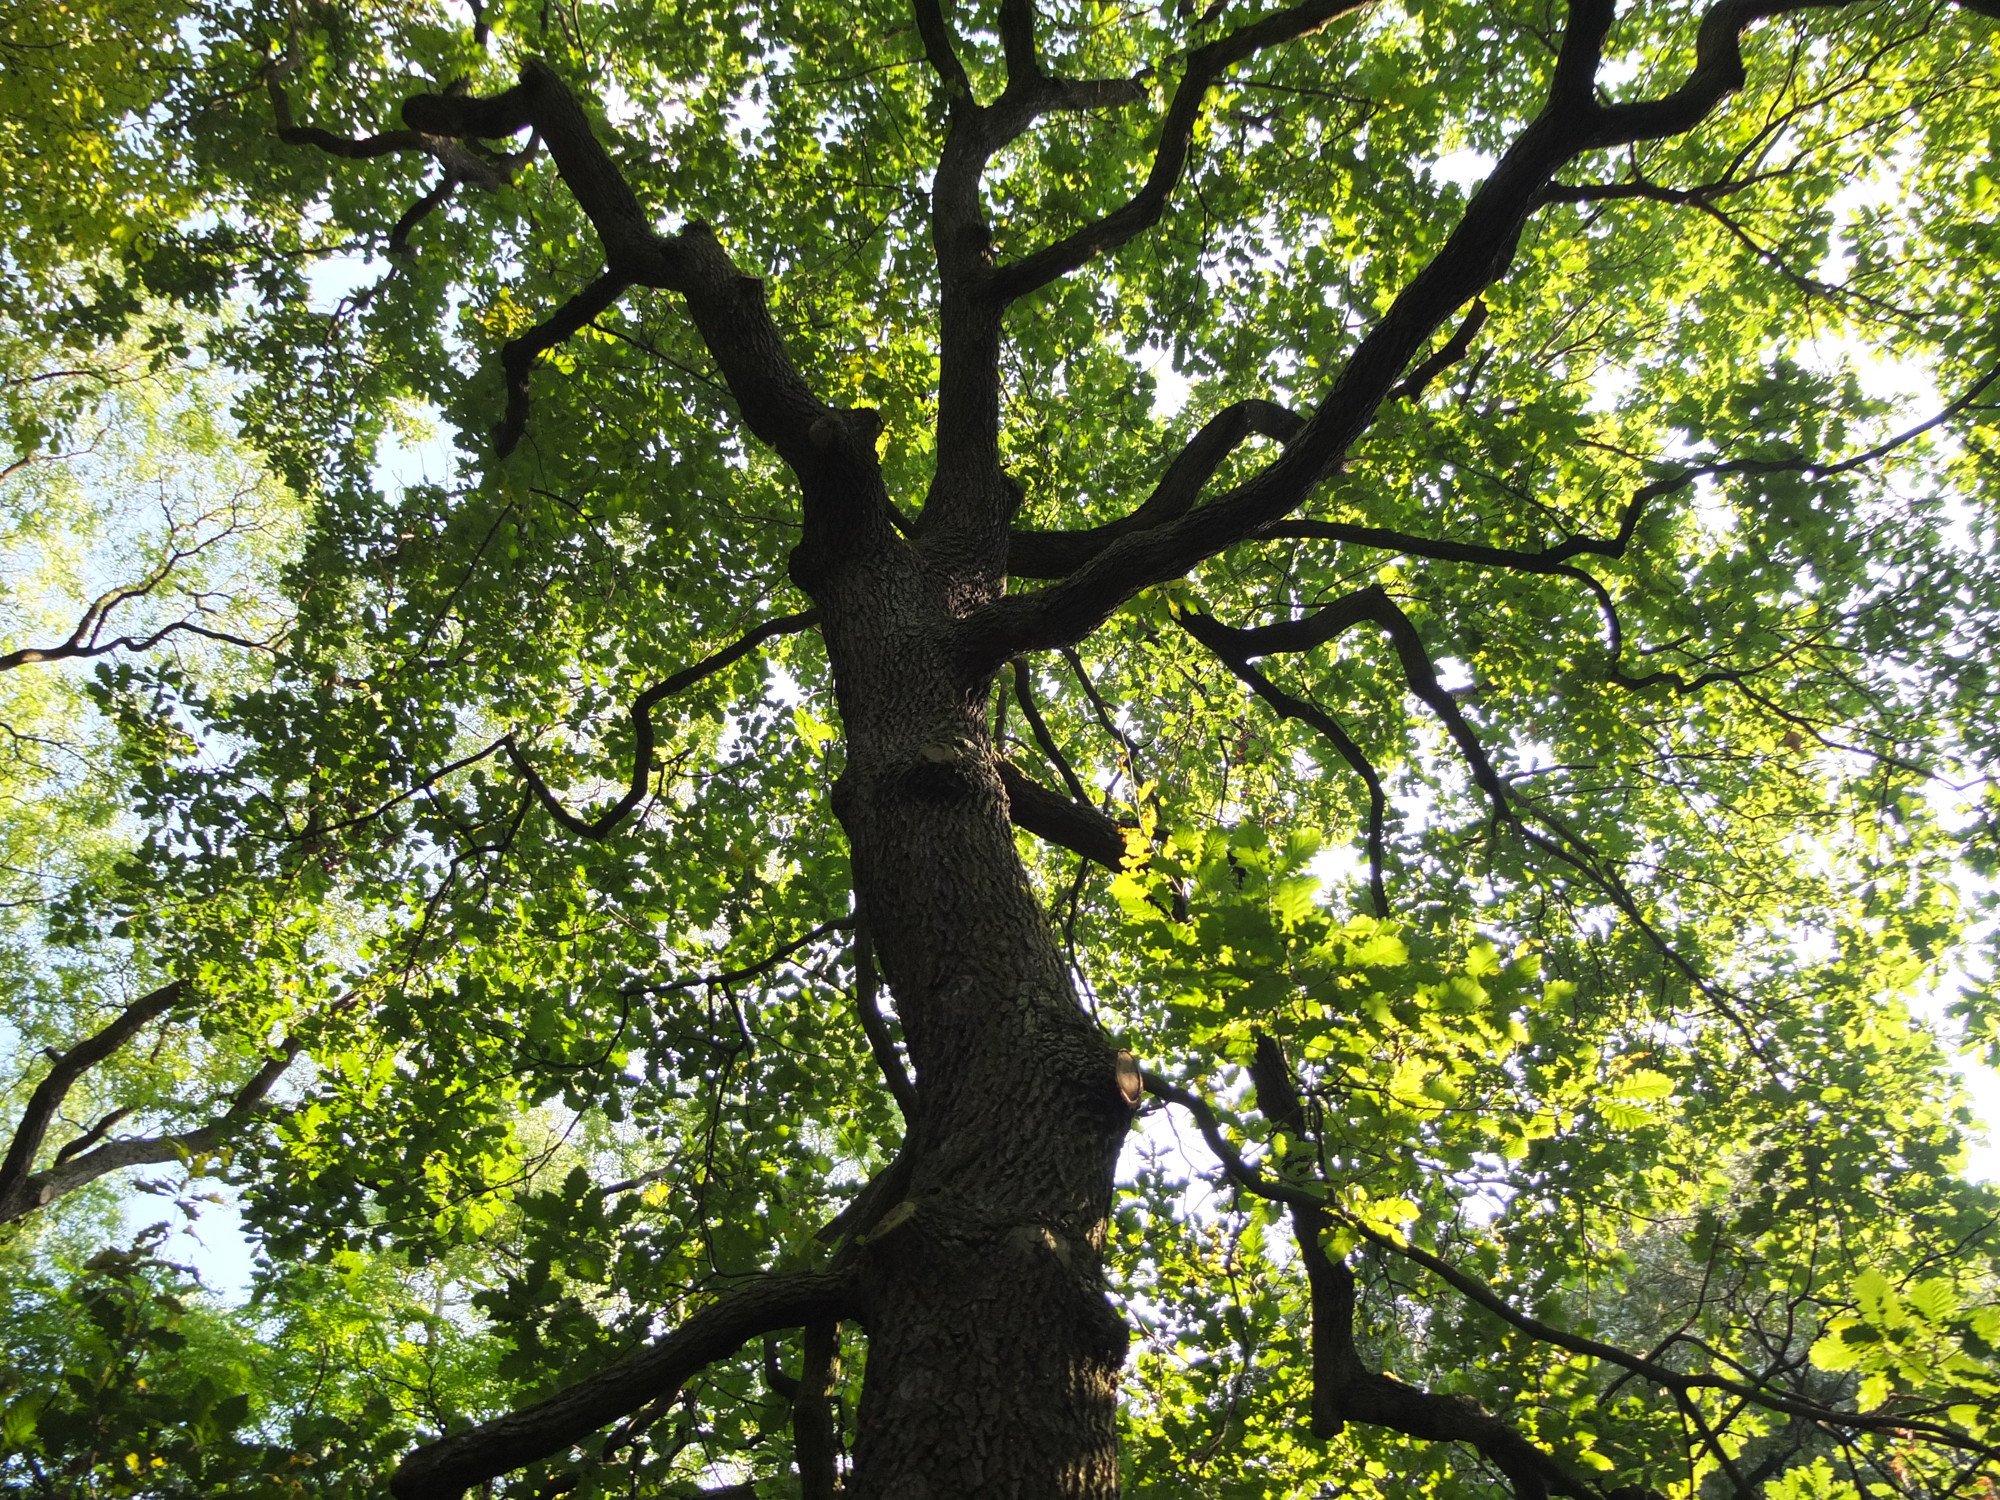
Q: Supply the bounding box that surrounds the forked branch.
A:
[1146,1072,2000,1474]
[1009,399,1303,578]
[990,0,1377,303]
[0,983,301,1228]
[957,0,1875,671]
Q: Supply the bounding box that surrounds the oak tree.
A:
[5,0,2000,1495]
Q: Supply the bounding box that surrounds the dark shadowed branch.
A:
[997,759,1132,872]
[1009,399,1303,578]
[1177,621,1389,916]
[957,0,1879,671]
[505,610,817,839]
[1148,1071,1608,1499]
[1145,1072,2000,1472]
[989,0,1378,303]
[388,1269,861,1500]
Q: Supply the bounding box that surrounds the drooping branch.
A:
[1181,624,1388,916]
[1008,399,1304,578]
[1388,299,1489,403]
[495,270,633,456]
[849,918,915,1116]
[793,1321,842,1500]
[1149,1072,1607,1499]
[1182,588,1512,814]
[389,1268,861,1500]
[506,609,817,839]
[1146,1072,2000,1472]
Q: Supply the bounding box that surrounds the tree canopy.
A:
[3,0,2000,1495]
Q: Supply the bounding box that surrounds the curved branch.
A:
[1151,1073,1604,1499]
[4,1044,301,1226]
[1145,1073,2000,1468]
[1179,620,1388,916]
[389,1269,860,1499]
[496,271,633,456]
[1183,588,1511,814]
[507,610,817,839]
[1586,0,1855,148]
[990,0,1377,303]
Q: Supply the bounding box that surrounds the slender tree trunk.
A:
[811,541,1134,1497]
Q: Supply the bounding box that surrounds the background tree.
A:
[4,0,2000,1496]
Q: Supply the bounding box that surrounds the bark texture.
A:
[812,535,1135,1499]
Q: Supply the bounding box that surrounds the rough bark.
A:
[810,532,1136,1499]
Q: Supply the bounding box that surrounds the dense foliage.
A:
[3,0,2000,1494]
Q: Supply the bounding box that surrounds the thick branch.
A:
[507,610,817,839]
[998,759,1132,871]
[1586,0,1855,148]
[0,981,186,1221]
[390,1269,860,1499]
[956,0,1881,668]
[1008,400,1304,578]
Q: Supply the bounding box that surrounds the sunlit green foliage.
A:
[3,0,2000,1493]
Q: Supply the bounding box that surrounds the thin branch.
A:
[1179,620,1388,916]
[507,610,817,839]
[849,918,915,1115]
[389,1269,860,1500]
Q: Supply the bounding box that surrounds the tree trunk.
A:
[811,540,1134,1497]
